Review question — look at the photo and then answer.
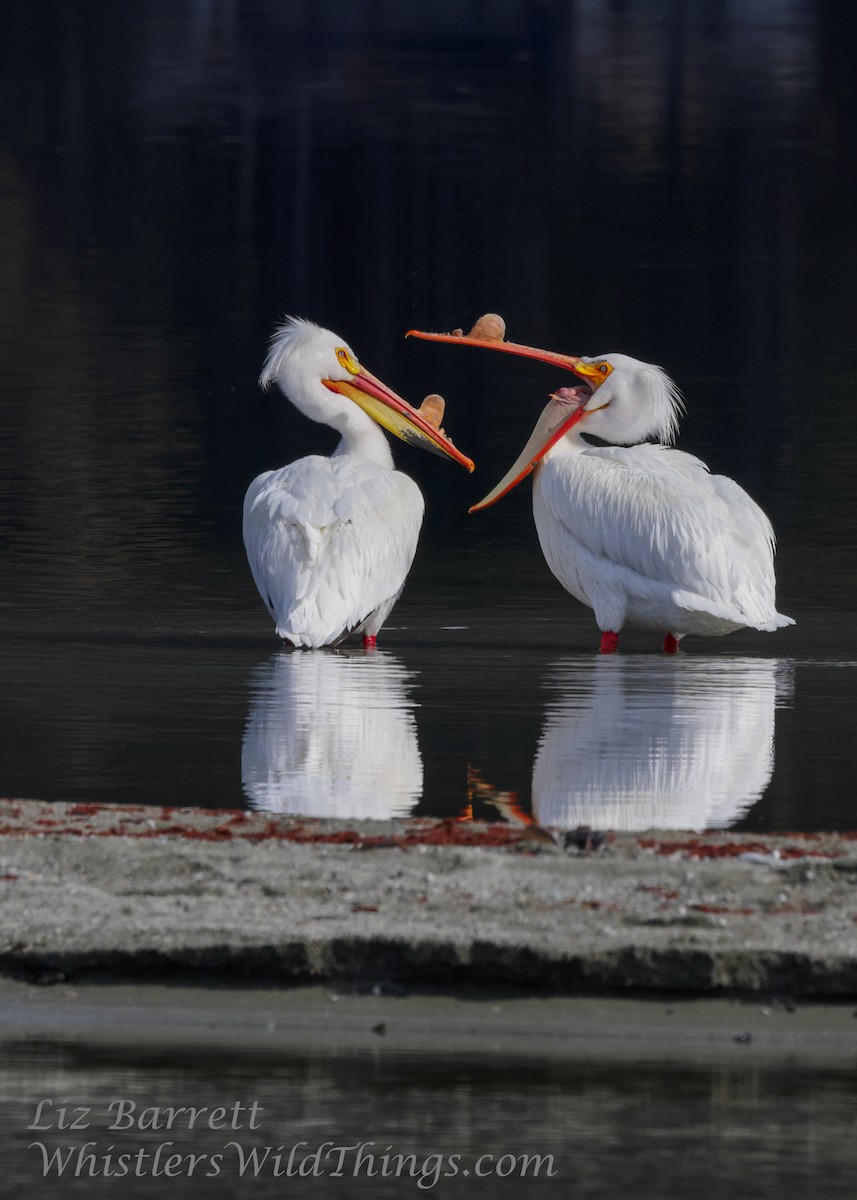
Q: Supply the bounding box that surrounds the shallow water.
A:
[3,1037,857,1199]
[1,1,856,831]
[2,624,855,832]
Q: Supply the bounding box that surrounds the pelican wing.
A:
[537,443,791,629]
[243,455,424,647]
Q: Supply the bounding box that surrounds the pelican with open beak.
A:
[407,315,793,653]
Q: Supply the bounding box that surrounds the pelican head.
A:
[261,317,473,469]
[406,317,683,507]
[565,353,683,445]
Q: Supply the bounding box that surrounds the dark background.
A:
[0,0,855,829]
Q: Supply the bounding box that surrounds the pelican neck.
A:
[332,425,395,470]
[544,428,591,460]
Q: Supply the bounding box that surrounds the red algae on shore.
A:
[0,803,529,850]
[1,801,854,860]
[636,837,847,859]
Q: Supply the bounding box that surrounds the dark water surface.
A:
[2,1,857,832]
[4,1037,857,1199]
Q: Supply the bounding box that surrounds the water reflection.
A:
[532,657,792,832]
[241,650,422,818]
[6,1034,857,1200]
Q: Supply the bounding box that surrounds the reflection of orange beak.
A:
[323,367,474,472]
[467,765,534,825]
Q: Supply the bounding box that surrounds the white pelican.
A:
[244,318,474,648]
[531,656,788,831]
[408,315,794,653]
[242,650,422,818]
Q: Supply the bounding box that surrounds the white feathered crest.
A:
[637,363,685,446]
[258,316,325,391]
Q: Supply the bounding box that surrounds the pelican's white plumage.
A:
[533,439,789,638]
[244,318,472,648]
[527,356,793,643]
[244,456,422,647]
[407,320,793,651]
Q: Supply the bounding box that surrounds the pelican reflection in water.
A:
[532,657,791,831]
[242,650,422,819]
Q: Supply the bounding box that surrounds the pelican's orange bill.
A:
[468,394,588,511]
[406,317,589,507]
[406,326,582,374]
[324,368,474,472]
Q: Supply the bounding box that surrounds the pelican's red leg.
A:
[362,634,378,649]
[599,631,619,654]
[663,633,680,654]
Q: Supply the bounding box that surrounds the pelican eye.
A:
[335,346,361,376]
[598,363,609,375]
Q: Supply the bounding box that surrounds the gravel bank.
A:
[1,800,856,998]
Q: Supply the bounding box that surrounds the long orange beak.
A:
[468,394,588,510]
[324,367,474,472]
[407,320,592,508]
[406,326,582,374]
